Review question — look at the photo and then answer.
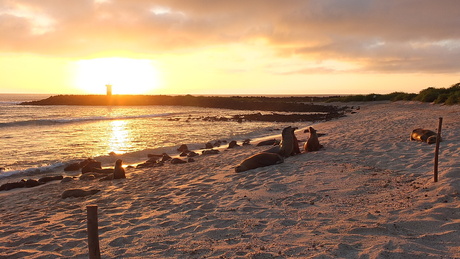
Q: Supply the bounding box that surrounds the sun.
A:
[74,57,161,94]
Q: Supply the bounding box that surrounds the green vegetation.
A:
[325,82,460,105]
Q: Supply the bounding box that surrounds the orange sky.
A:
[1,0,459,95]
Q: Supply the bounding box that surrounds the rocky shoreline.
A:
[21,94,349,122]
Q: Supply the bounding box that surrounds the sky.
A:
[1,0,460,95]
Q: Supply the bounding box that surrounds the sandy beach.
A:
[1,101,459,258]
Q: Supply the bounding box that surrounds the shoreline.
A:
[1,101,459,258]
[20,94,344,113]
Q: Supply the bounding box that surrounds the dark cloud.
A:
[1,0,459,73]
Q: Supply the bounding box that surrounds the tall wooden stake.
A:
[87,205,101,259]
[433,117,443,182]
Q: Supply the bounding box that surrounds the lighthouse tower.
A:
[106,84,112,97]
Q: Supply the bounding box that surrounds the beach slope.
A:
[1,101,459,258]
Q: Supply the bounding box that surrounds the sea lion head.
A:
[308,127,317,135]
[115,159,123,166]
[235,165,247,173]
[281,126,292,137]
[426,135,437,144]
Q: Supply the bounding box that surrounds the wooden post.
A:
[87,205,101,259]
[433,117,443,182]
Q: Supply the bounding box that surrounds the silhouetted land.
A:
[21,95,347,122]
[21,94,342,112]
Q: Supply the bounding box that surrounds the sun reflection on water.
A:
[108,120,132,154]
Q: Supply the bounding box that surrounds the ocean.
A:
[0,94,308,183]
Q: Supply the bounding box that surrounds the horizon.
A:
[1,1,460,95]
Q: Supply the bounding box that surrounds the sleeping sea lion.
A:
[410,128,440,144]
[235,152,284,172]
[304,126,322,152]
[113,159,126,179]
[279,126,295,157]
[256,139,279,146]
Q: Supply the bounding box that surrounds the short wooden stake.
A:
[433,117,443,182]
[87,205,101,259]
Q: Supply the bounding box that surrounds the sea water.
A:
[0,94,307,183]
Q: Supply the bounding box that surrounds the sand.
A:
[0,101,459,259]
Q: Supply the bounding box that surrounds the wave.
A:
[0,162,68,179]
[0,113,175,128]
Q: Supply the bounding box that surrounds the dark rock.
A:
[25,179,41,188]
[179,151,188,157]
[187,158,195,163]
[171,158,187,164]
[81,159,102,174]
[202,149,220,155]
[177,144,189,153]
[160,153,172,162]
[38,175,64,184]
[204,142,213,149]
[0,181,26,191]
[80,174,96,181]
[61,177,74,183]
[64,163,81,171]
[187,151,199,157]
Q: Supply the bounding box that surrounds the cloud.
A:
[1,0,459,73]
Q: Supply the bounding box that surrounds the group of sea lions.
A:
[235,126,322,172]
[59,159,126,198]
[235,126,440,173]
[77,159,126,181]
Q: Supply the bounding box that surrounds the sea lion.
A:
[291,130,301,155]
[113,159,126,179]
[304,126,322,152]
[410,128,440,144]
[228,140,239,149]
[61,188,100,199]
[235,152,284,172]
[279,126,295,157]
[278,126,301,157]
[256,139,279,146]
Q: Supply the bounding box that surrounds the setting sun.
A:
[74,58,161,94]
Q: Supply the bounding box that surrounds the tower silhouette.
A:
[106,84,112,96]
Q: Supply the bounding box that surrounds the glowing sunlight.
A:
[74,58,161,94]
[108,120,132,154]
